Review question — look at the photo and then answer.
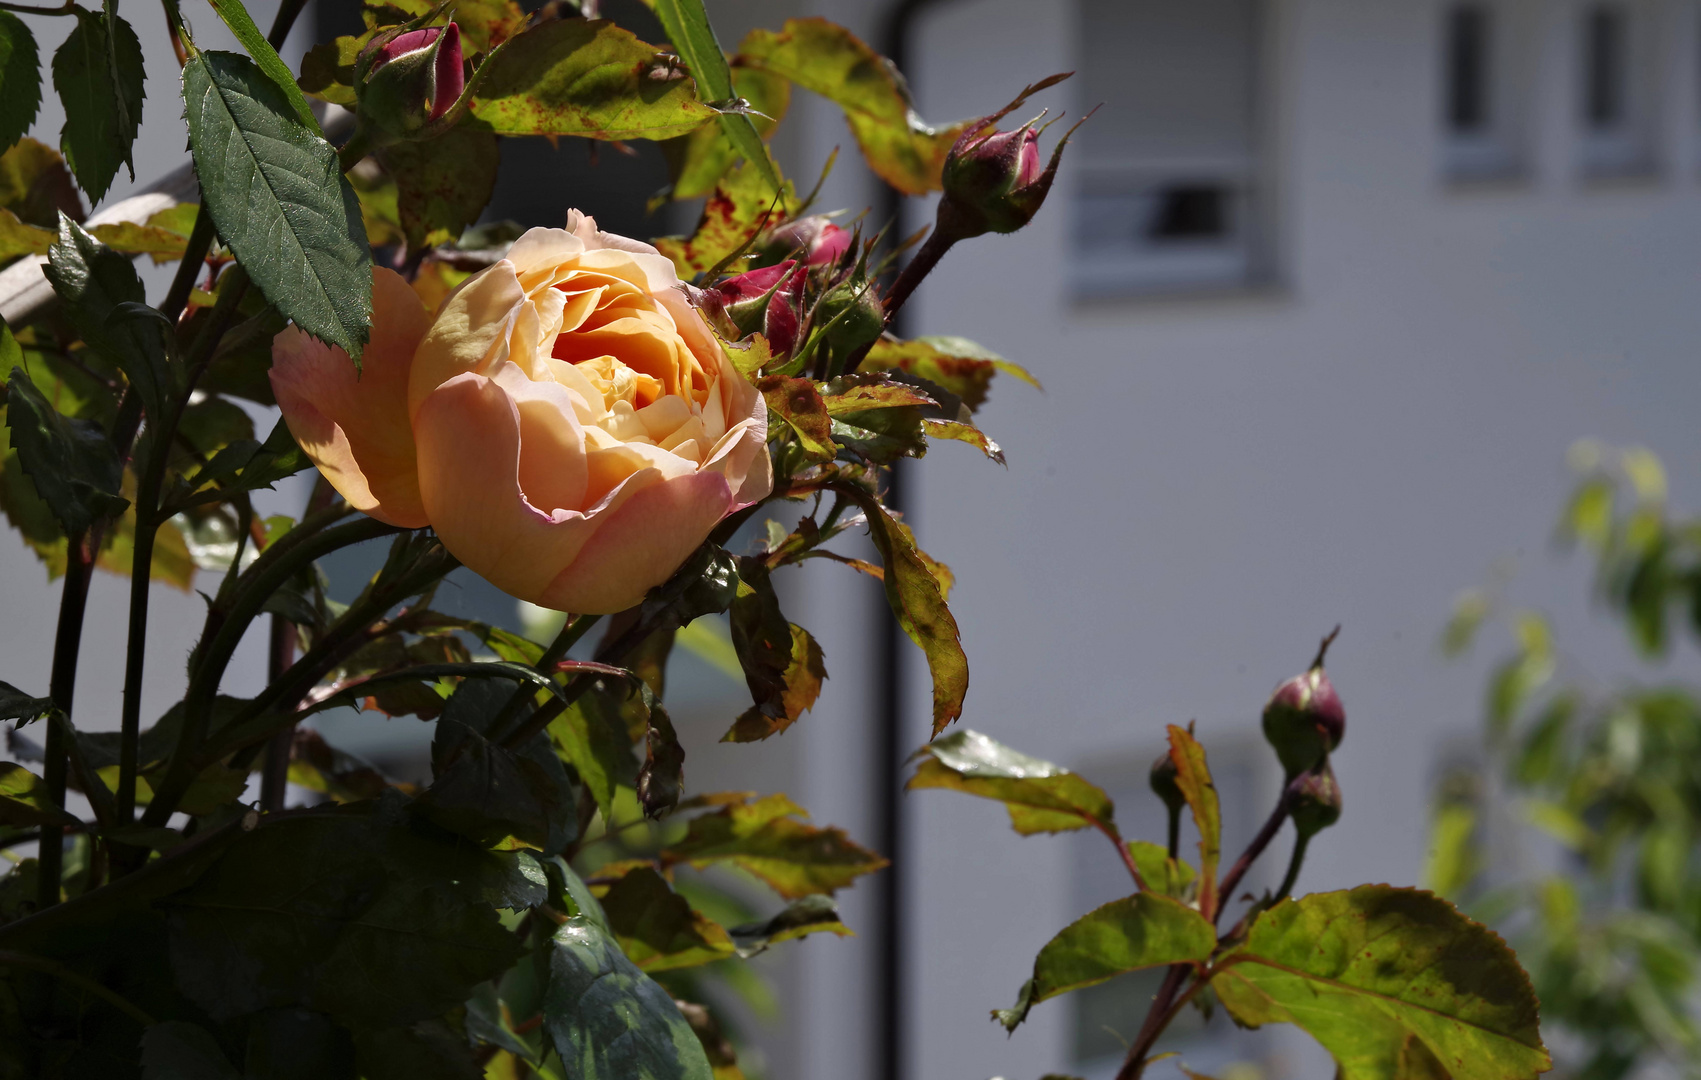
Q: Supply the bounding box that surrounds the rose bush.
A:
[270,211,771,613]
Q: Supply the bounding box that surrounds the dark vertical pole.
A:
[874,4,952,1078]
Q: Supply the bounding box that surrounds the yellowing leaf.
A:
[1168,724,1220,921]
[661,793,886,899]
[908,729,1113,836]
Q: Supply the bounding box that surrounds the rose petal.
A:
[409,259,530,418]
[270,268,429,527]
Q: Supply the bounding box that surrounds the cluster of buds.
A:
[1264,628,1346,845]
[354,21,465,144]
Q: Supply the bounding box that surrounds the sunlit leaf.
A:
[861,334,1040,414]
[924,418,1003,463]
[1128,840,1196,900]
[664,62,788,201]
[1167,724,1220,920]
[655,160,797,278]
[0,761,78,828]
[598,864,735,972]
[908,729,1113,836]
[729,894,851,956]
[661,792,886,899]
[203,0,322,131]
[651,0,779,195]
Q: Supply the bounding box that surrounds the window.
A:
[1440,2,1525,180]
[1074,0,1262,297]
[1576,2,1656,176]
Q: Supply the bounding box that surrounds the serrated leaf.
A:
[661,792,886,899]
[1214,886,1550,1080]
[664,62,788,201]
[924,418,1004,463]
[736,19,965,194]
[550,681,640,822]
[175,416,310,507]
[820,374,936,415]
[52,9,144,202]
[1167,724,1220,920]
[0,14,41,155]
[541,916,715,1080]
[43,215,171,421]
[0,680,55,726]
[907,729,1114,835]
[861,335,1040,413]
[828,482,966,732]
[757,374,833,460]
[202,0,322,131]
[3,364,128,535]
[654,160,797,277]
[377,126,500,252]
[139,1020,243,1080]
[651,0,779,195]
[469,19,716,140]
[0,761,78,827]
[600,864,735,972]
[993,893,1216,1033]
[183,49,372,361]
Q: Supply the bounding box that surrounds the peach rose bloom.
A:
[270,212,772,614]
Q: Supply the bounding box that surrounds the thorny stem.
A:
[37,534,92,909]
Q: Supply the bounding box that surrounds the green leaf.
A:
[0,14,41,155]
[297,32,366,107]
[549,681,639,823]
[993,892,1216,1033]
[1127,840,1196,900]
[828,482,966,733]
[820,373,937,415]
[469,19,717,140]
[175,416,310,508]
[0,680,56,726]
[139,1021,243,1080]
[43,214,171,422]
[758,375,834,461]
[729,894,851,957]
[0,761,79,828]
[183,49,372,361]
[861,334,1040,414]
[163,798,527,1030]
[736,19,965,195]
[651,0,780,195]
[722,559,825,743]
[52,9,144,202]
[654,159,796,277]
[0,136,80,228]
[830,406,927,465]
[1215,886,1551,1080]
[907,729,1114,836]
[377,126,500,253]
[0,206,50,257]
[660,792,886,899]
[3,363,128,535]
[415,677,580,854]
[600,864,735,972]
[663,61,788,201]
[541,916,714,1080]
[201,0,322,132]
[1167,725,1221,920]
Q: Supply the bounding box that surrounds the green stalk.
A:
[486,613,603,744]
[1275,832,1312,901]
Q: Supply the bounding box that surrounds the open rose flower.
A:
[270,212,771,614]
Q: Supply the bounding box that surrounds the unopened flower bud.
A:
[760,215,851,268]
[715,260,805,356]
[938,114,1075,241]
[1149,749,1185,816]
[1261,629,1345,780]
[813,274,883,373]
[1286,762,1342,840]
[355,23,463,141]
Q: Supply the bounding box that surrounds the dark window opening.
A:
[1147,185,1230,240]
[1584,4,1628,129]
[1445,4,1492,133]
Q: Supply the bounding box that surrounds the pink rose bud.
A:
[355,22,463,140]
[716,261,805,356]
[1261,628,1346,780]
[934,74,1087,241]
[760,216,851,268]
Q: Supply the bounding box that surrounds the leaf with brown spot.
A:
[758,374,834,461]
[654,159,797,277]
[820,373,936,416]
[923,418,1004,464]
[378,126,500,253]
[861,334,1040,414]
[1167,724,1220,921]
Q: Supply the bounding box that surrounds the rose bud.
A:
[355,22,464,141]
[937,114,1074,241]
[1286,761,1343,840]
[813,273,884,375]
[760,215,851,268]
[270,211,772,614]
[715,260,805,356]
[1261,628,1345,780]
[1149,749,1185,817]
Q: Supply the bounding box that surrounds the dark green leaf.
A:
[242,1008,356,1080]
[201,305,285,405]
[600,864,735,972]
[174,418,314,509]
[140,1021,243,1080]
[51,9,143,202]
[0,14,41,154]
[729,894,851,957]
[354,1020,482,1080]
[828,482,966,732]
[377,126,500,253]
[993,893,1216,1033]
[1215,886,1551,1080]
[723,558,825,742]
[163,800,527,1030]
[736,19,963,195]
[201,0,321,131]
[0,761,79,828]
[183,49,372,361]
[637,542,741,631]
[469,19,716,140]
[661,792,886,899]
[651,0,779,195]
[43,215,170,421]
[830,406,926,465]
[3,364,127,534]
[907,729,1114,835]
[0,681,56,726]
[540,916,714,1080]
[415,678,580,854]
[1167,724,1220,920]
